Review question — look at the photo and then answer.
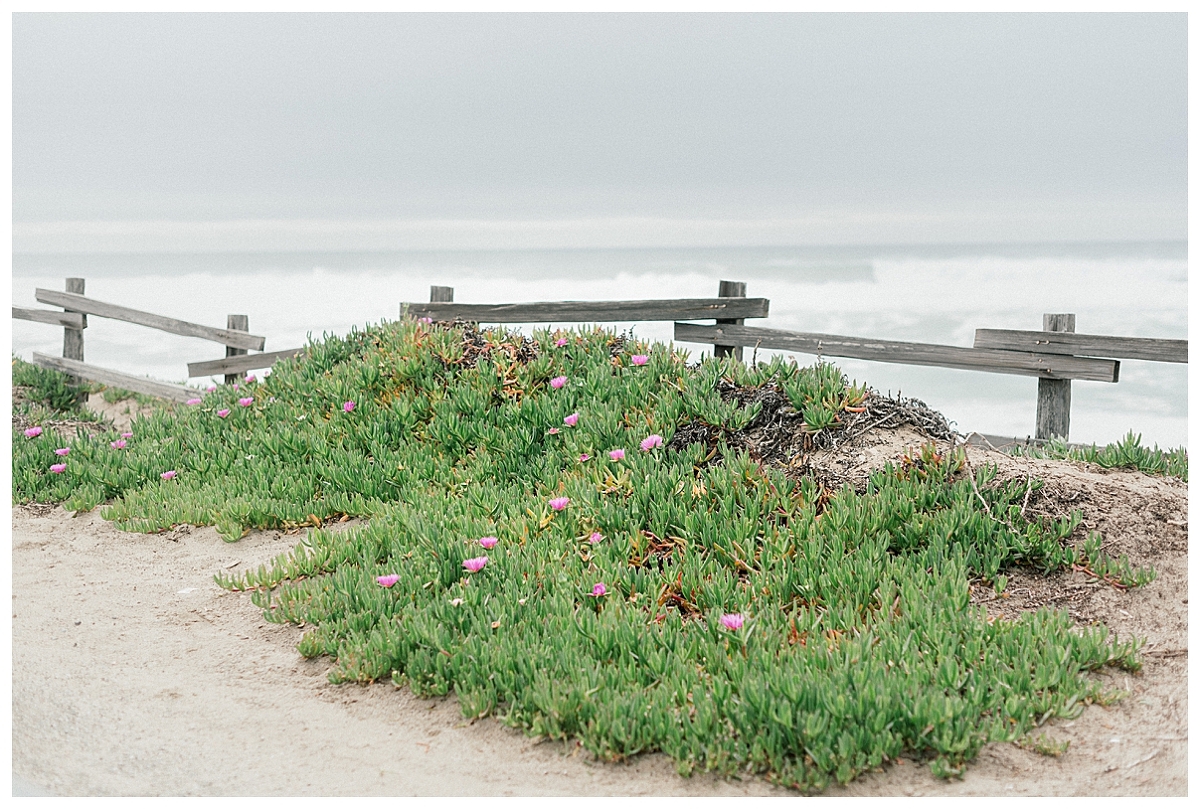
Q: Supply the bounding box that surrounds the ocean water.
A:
[11,242,1188,448]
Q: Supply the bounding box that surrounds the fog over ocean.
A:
[12,239,1187,449]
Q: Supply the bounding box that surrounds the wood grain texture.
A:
[188,348,305,377]
[402,297,770,323]
[974,328,1187,363]
[62,278,86,364]
[224,314,249,385]
[1035,314,1074,441]
[714,280,746,361]
[12,307,87,329]
[673,323,1120,383]
[34,289,266,350]
[32,353,197,403]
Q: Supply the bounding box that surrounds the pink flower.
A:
[450,597,464,606]
[110,440,127,449]
[591,582,607,597]
[206,385,217,392]
[550,376,567,389]
[549,497,569,511]
[54,448,70,456]
[186,398,202,405]
[121,432,133,439]
[640,434,663,451]
[376,574,400,588]
[418,316,433,324]
[555,338,568,347]
[720,613,745,631]
[631,354,649,366]
[563,412,579,427]
[161,470,177,481]
[343,401,355,413]
[463,556,489,573]
[245,374,256,383]
[49,463,66,474]
[589,532,603,544]
[608,449,626,461]
[232,384,239,391]
[479,536,499,549]
[24,427,42,438]
[548,427,560,435]
[217,409,231,418]
[238,397,253,407]
[579,454,591,462]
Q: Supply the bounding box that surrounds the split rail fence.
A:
[14,277,1188,445]
[403,281,1186,445]
[13,277,302,403]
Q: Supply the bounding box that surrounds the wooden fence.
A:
[13,277,301,403]
[402,280,1187,444]
[14,277,1187,445]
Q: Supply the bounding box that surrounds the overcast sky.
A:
[12,13,1187,249]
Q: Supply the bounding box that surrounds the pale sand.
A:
[10,444,1187,796]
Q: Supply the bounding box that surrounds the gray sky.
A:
[12,13,1187,248]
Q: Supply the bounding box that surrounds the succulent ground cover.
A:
[10,322,1169,792]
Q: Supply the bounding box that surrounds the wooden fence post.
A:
[714,280,746,361]
[1035,313,1075,440]
[225,315,249,385]
[62,278,86,361]
[430,286,454,303]
[62,278,86,394]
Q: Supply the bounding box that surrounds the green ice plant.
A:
[12,320,1146,792]
[1010,431,1187,481]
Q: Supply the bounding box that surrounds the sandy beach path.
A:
[11,477,1187,795]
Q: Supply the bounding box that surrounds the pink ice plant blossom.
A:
[589,532,603,544]
[376,574,400,588]
[720,613,745,631]
[186,398,202,405]
[54,448,70,456]
[50,463,66,474]
[579,454,591,462]
[217,409,231,419]
[206,385,217,392]
[479,536,499,549]
[591,583,607,597]
[608,449,626,461]
[238,397,253,407]
[418,316,433,324]
[463,556,489,573]
[563,412,579,427]
[24,427,42,438]
[110,440,127,449]
[550,376,567,389]
[640,434,663,451]
[548,427,560,435]
[450,597,464,606]
[121,432,133,439]
[631,354,649,366]
[161,470,177,481]
[245,374,256,383]
[232,384,239,391]
[549,497,570,511]
[555,338,568,347]
[343,401,355,413]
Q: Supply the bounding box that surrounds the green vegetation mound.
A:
[12,322,1156,791]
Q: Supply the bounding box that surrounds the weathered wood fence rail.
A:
[13,277,305,403]
[404,279,1187,444]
